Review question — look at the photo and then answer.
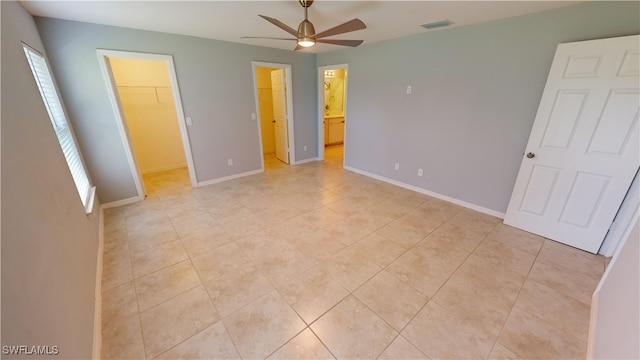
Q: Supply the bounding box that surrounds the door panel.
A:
[504,35,640,253]
[271,69,289,164]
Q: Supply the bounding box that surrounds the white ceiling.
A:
[20,1,581,53]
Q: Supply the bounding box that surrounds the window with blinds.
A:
[23,43,95,213]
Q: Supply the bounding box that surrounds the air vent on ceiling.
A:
[420,19,453,30]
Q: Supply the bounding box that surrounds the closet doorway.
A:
[318,64,348,166]
[97,50,196,200]
[252,62,295,169]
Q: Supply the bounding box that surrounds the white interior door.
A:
[271,69,289,164]
[504,35,640,253]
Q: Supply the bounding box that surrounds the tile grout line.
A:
[487,232,545,359]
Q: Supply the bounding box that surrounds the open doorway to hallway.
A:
[318,64,348,167]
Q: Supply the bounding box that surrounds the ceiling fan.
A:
[243,0,366,50]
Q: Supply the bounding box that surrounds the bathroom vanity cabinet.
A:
[324,116,344,145]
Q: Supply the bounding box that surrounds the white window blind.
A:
[23,43,94,212]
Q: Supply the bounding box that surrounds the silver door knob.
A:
[526,152,535,158]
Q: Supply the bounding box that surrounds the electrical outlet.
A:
[251,113,256,120]
[418,168,424,176]
[394,163,400,171]
[227,159,233,166]
[304,145,307,151]
[186,116,193,126]
[406,86,412,94]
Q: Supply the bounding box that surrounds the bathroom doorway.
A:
[318,64,348,166]
[97,50,196,200]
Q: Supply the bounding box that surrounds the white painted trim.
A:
[92,208,105,359]
[251,61,295,168]
[587,291,599,359]
[598,169,640,256]
[588,210,640,358]
[318,64,349,166]
[96,49,199,198]
[141,164,188,175]
[197,169,264,187]
[100,196,141,209]
[344,165,506,219]
[96,50,146,201]
[294,157,320,165]
[166,55,198,187]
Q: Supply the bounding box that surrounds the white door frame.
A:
[252,61,295,168]
[318,63,348,166]
[96,49,197,199]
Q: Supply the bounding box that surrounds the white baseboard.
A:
[92,208,105,359]
[141,164,187,175]
[344,165,506,219]
[101,196,142,209]
[294,157,320,165]
[197,169,264,187]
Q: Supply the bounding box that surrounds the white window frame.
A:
[23,43,96,214]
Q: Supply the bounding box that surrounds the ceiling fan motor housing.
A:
[298,19,315,38]
[299,0,314,8]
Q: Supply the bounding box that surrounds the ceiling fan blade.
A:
[314,18,366,39]
[241,36,296,41]
[258,15,298,37]
[317,39,364,47]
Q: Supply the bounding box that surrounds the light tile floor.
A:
[101,145,606,359]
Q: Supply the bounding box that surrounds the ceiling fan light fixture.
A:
[297,37,316,47]
[297,19,316,47]
[249,0,365,51]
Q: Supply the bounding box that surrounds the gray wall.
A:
[318,1,640,213]
[1,1,100,358]
[35,18,317,204]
